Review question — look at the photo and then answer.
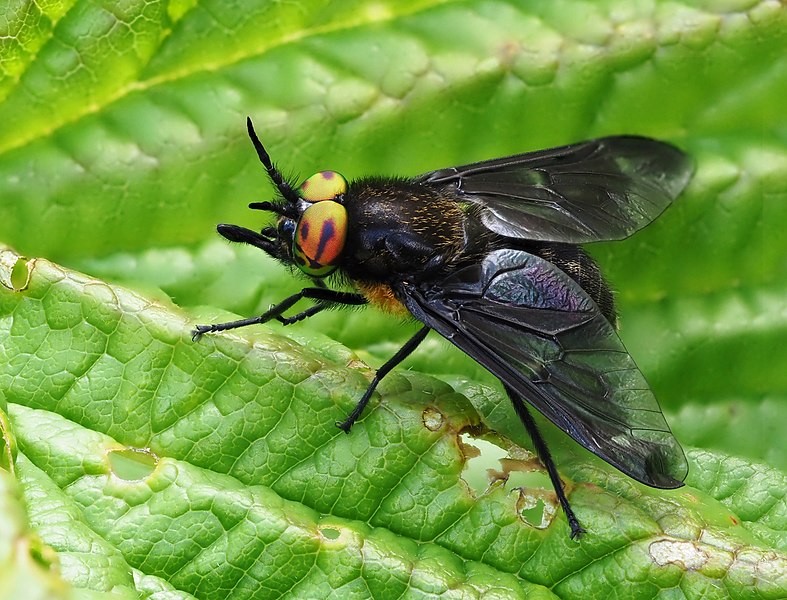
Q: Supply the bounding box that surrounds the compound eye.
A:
[293,201,347,277]
[299,171,347,201]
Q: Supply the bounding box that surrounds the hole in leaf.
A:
[459,433,509,495]
[499,458,553,490]
[320,527,340,540]
[459,428,559,529]
[517,493,554,529]
[10,258,30,290]
[516,491,555,530]
[0,250,34,291]
[108,448,159,481]
[503,459,558,530]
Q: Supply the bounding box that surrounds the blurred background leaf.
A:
[0,0,785,598]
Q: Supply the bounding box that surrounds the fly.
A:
[194,118,694,538]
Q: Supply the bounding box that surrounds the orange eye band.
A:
[293,200,348,277]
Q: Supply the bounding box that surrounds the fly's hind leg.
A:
[504,384,585,539]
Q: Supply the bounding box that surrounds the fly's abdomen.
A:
[532,243,617,325]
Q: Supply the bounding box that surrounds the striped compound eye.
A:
[292,171,348,277]
[298,171,347,201]
[293,200,348,277]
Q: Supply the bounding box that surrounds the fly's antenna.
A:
[246,117,299,219]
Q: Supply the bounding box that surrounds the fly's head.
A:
[217,118,349,278]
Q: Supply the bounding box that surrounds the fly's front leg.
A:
[192,288,367,339]
[275,303,329,325]
[275,278,333,325]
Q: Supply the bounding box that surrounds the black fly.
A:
[194,118,693,538]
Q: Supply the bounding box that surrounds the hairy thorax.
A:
[340,179,468,284]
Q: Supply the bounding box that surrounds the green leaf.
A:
[1,0,786,598]
[0,460,75,599]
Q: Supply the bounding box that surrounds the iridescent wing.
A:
[397,249,688,488]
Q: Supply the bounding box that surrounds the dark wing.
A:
[415,136,693,243]
[397,249,688,488]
